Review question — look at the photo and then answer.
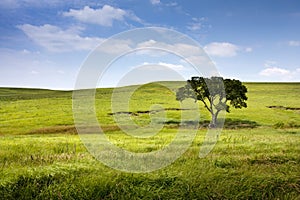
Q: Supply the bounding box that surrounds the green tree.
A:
[176,77,248,128]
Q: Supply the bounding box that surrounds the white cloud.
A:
[17,24,104,52]
[259,61,300,81]
[288,40,300,47]
[136,40,216,76]
[132,62,184,71]
[157,62,184,70]
[137,39,157,47]
[204,42,239,57]
[63,5,141,26]
[150,0,160,5]
[125,10,143,23]
[259,67,290,76]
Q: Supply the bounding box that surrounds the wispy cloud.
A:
[150,0,160,5]
[17,24,104,52]
[158,62,184,70]
[0,0,69,9]
[0,48,77,89]
[138,62,185,71]
[187,17,205,31]
[245,47,253,52]
[288,40,300,47]
[63,5,141,26]
[264,60,278,68]
[165,2,178,7]
[137,40,201,55]
[204,42,239,57]
[0,0,19,8]
[30,70,39,75]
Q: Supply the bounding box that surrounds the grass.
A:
[0,82,299,199]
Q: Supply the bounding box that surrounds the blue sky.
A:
[0,0,300,89]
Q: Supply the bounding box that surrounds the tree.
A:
[176,77,248,128]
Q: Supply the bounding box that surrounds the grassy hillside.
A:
[1,82,299,135]
[0,83,299,199]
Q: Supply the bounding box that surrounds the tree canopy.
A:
[176,77,248,127]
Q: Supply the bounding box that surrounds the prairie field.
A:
[0,82,299,199]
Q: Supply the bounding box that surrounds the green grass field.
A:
[0,82,299,199]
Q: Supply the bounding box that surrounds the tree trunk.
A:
[209,112,217,128]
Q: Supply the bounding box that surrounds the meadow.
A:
[0,82,299,199]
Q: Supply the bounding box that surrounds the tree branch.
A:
[200,99,212,113]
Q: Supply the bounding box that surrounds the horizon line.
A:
[1,80,300,91]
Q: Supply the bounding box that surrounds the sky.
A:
[0,0,300,89]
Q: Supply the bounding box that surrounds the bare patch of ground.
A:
[267,106,300,110]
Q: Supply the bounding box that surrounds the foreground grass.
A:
[0,128,299,199]
[0,82,299,199]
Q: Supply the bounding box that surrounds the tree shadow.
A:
[162,118,259,129]
[108,108,260,129]
[222,118,260,129]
